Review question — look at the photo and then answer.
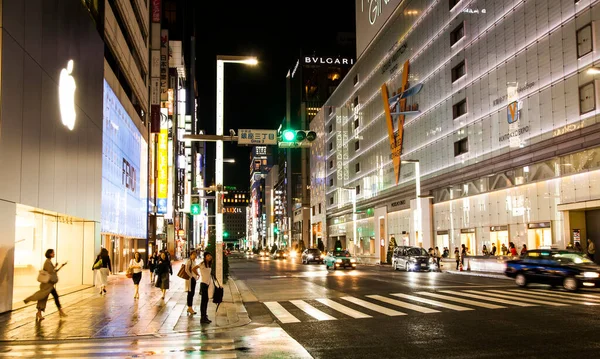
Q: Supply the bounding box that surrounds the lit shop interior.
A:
[12,204,96,307]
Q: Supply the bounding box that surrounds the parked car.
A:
[301,248,324,264]
[272,250,288,260]
[392,246,431,271]
[505,249,600,291]
[324,250,356,270]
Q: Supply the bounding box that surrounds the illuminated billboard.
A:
[102,80,148,238]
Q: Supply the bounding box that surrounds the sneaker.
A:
[200,317,211,324]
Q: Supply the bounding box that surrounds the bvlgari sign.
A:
[304,57,354,65]
[356,0,402,58]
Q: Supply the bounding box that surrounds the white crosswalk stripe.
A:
[390,293,473,311]
[264,301,301,323]
[340,296,406,316]
[440,290,537,307]
[479,290,569,306]
[415,291,506,309]
[514,289,600,303]
[290,300,337,321]
[0,337,239,358]
[367,295,440,313]
[261,289,600,324]
[316,298,373,318]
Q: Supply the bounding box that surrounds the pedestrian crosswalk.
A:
[262,289,600,324]
[0,336,241,358]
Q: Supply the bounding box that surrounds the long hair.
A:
[203,252,213,267]
[100,248,109,257]
[134,252,141,261]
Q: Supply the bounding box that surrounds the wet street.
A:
[1,254,600,358]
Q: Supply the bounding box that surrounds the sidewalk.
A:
[0,264,250,341]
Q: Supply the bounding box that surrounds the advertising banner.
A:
[101,80,147,238]
[160,30,169,101]
[355,0,402,59]
[152,0,161,23]
[157,118,168,214]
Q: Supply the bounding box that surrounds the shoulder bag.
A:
[93,258,103,270]
[177,263,190,280]
[37,270,51,283]
[212,275,224,311]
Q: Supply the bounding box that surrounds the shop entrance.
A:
[490,226,509,254]
[460,229,476,255]
[436,231,449,249]
[527,222,552,250]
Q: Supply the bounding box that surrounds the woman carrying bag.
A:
[199,251,214,324]
[183,251,200,315]
[128,252,144,299]
[24,249,68,321]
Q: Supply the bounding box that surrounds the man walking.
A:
[587,238,596,262]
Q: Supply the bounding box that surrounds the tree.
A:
[317,239,325,252]
[387,236,398,263]
[334,239,343,251]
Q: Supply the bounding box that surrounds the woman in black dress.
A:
[155,252,172,299]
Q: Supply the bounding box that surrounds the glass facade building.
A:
[316,0,600,263]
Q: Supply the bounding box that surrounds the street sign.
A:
[238,129,277,145]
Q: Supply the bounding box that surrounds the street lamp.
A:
[402,160,421,246]
[215,55,258,284]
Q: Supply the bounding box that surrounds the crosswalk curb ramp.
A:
[262,289,600,324]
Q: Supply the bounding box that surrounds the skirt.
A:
[132,272,142,285]
[96,268,109,287]
[155,272,169,290]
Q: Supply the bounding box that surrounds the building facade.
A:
[249,146,274,249]
[223,190,249,243]
[317,0,600,263]
[0,0,105,313]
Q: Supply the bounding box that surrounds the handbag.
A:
[37,270,51,283]
[93,258,103,270]
[212,275,224,314]
[126,267,133,278]
[177,263,190,280]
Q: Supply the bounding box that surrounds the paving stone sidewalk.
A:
[0,263,250,341]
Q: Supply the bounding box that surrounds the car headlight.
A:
[290,251,297,258]
[336,259,342,263]
[350,258,356,263]
[583,272,600,278]
[307,254,313,259]
[320,255,325,259]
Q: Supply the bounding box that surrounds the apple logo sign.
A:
[59,60,76,130]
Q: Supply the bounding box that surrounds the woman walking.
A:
[24,249,68,321]
[129,252,144,299]
[148,250,158,283]
[185,251,200,315]
[93,248,112,295]
[454,247,460,270]
[199,251,213,324]
[155,252,172,299]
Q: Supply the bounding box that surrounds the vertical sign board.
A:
[152,0,161,23]
[157,117,168,214]
[160,30,169,102]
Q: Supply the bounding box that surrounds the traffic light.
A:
[223,231,229,238]
[278,129,317,148]
[190,203,201,215]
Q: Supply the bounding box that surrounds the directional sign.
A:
[238,129,277,145]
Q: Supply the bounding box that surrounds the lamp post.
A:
[402,160,421,246]
[215,55,257,284]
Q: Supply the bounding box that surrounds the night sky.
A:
[195,1,355,190]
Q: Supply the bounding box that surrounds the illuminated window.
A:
[449,0,460,11]
[450,22,464,46]
[454,137,469,156]
[451,60,466,82]
[355,162,361,173]
[579,82,596,114]
[453,98,467,119]
[577,23,593,58]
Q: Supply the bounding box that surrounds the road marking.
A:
[532,289,600,301]
[367,295,440,313]
[477,290,568,306]
[0,348,237,357]
[440,290,537,307]
[415,292,506,309]
[264,301,301,323]
[390,293,473,311]
[315,298,372,318]
[509,290,599,305]
[340,296,406,316]
[290,300,337,321]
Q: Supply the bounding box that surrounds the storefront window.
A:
[13,205,95,306]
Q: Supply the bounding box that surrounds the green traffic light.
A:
[191,204,201,215]
[282,129,296,142]
[223,231,229,238]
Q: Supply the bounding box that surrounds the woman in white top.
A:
[199,251,213,324]
[185,251,200,315]
[129,252,144,299]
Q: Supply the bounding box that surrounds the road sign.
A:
[238,129,278,145]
